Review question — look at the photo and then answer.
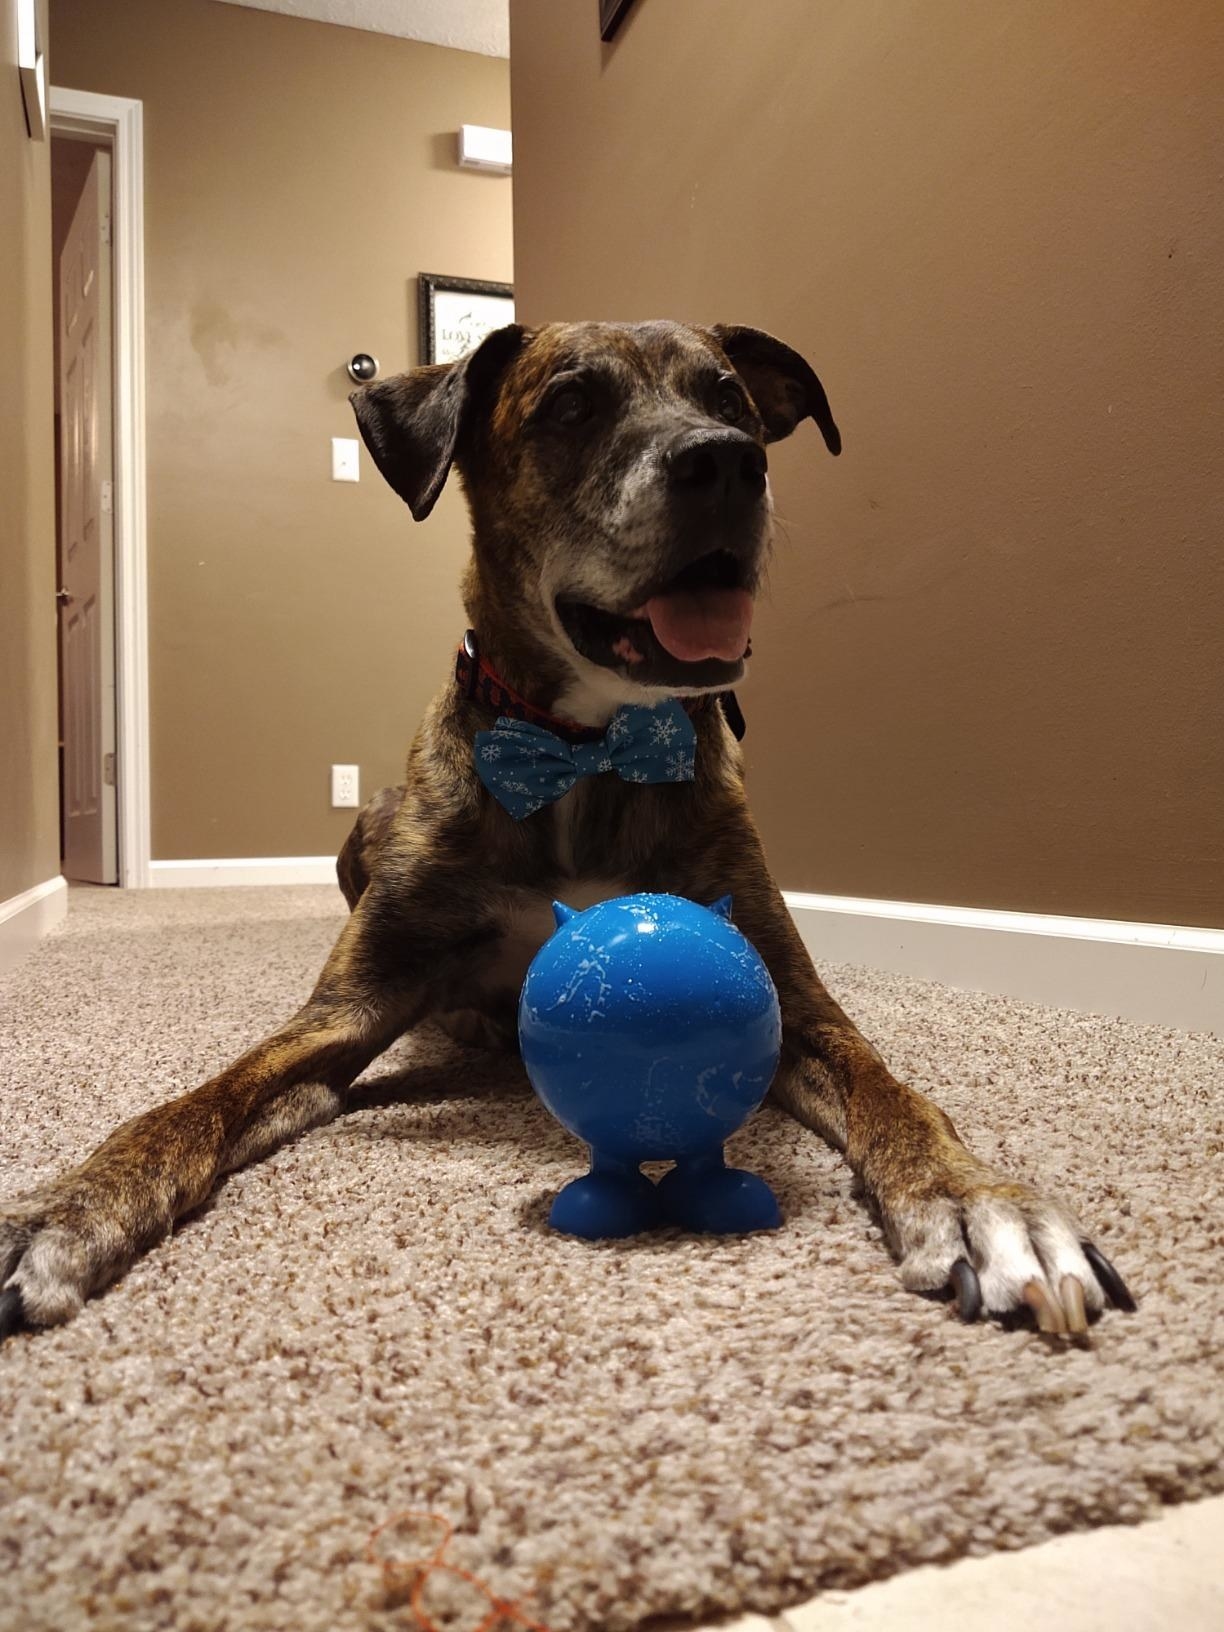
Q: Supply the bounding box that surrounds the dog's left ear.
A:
[707,324,841,455]
[350,324,527,520]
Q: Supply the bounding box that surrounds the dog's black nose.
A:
[666,431,767,504]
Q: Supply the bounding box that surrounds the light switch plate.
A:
[331,437,359,482]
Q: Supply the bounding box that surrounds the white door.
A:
[58,148,117,884]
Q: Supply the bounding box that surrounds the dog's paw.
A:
[0,1184,136,1339]
[883,1165,1135,1334]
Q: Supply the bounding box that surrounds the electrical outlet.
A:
[331,764,359,808]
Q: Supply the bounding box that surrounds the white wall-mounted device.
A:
[457,124,512,176]
[18,0,47,140]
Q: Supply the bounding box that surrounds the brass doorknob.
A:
[56,587,73,606]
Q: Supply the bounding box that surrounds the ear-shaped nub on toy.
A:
[707,895,734,920]
[552,901,578,928]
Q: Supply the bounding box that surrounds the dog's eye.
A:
[716,384,746,424]
[549,386,593,427]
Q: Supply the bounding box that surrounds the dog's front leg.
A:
[0,881,491,1337]
[679,832,1134,1333]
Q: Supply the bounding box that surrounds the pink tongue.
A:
[642,587,754,663]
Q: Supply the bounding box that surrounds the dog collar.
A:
[455,632,607,743]
[454,631,744,744]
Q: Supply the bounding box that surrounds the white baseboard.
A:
[149,856,338,888]
[140,860,1221,1035]
[783,890,1224,1036]
[0,876,69,974]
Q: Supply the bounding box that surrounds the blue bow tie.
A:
[474,700,697,820]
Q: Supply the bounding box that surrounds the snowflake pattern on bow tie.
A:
[473,701,698,820]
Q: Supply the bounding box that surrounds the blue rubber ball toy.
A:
[518,892,782,1239]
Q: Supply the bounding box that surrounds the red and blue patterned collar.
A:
[455,631,607,743]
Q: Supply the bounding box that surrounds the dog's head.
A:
[351,320,838,710]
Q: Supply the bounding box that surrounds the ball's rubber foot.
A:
[548,1168,664,1239]
[657,1163,781,1235]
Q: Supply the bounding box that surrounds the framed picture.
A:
[599,0,636,41]
[418,273,515,366]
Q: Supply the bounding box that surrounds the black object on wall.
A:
[599,0,636,44]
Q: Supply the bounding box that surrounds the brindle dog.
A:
[0,320,1134,1340]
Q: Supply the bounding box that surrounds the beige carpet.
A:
[1,885,1221,1632]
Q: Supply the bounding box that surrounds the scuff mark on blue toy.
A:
[518,891,782,1239]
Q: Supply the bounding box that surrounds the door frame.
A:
[50,87,150,888]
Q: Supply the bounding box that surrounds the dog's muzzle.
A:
[556,428,769,689]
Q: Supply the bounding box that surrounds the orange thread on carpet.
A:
[366,1510,553,1632]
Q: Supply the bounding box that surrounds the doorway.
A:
[52,133,115,882]
[49,89,151,888]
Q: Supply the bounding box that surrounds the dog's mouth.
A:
[556,550,755,689]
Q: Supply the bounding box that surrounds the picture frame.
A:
[418,273,515,366]
[599,0,636,42]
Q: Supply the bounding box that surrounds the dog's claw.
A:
[1023,1277,1067,1334]
[1060,1273,1089,1336]
[0,1284,27,1342]
[1082,1240,1136,1312]
[949,1257,981,1322]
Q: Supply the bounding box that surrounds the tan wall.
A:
[509,0,1224,928]
[51,0,512,859]
[0,0,60,904]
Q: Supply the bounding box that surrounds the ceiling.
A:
[214,0,509,58]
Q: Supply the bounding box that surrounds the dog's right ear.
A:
[349,324,527,521]
[707,324,841,455]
